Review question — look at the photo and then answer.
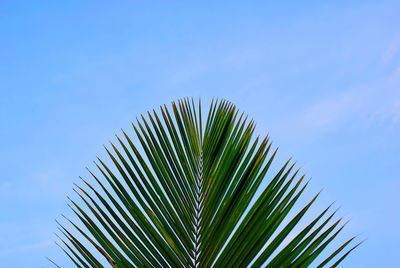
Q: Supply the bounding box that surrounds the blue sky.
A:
[1,1,399,267]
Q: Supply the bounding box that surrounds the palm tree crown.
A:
[53,98,359,267]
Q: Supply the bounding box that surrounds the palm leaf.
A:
[53,97,360,267]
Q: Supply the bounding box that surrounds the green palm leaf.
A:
[53,98,359,267]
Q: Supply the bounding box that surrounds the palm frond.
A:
[53,97,359,267]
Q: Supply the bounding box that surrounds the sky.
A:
[0,0,399,267]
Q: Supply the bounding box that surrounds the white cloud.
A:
[381,40,400,63]
[289,67,400,134]
[296,90,364,131]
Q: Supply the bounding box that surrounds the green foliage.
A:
[53,98,359,267]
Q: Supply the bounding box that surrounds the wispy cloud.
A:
[381,40,400,63]
[288,67,400,134]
